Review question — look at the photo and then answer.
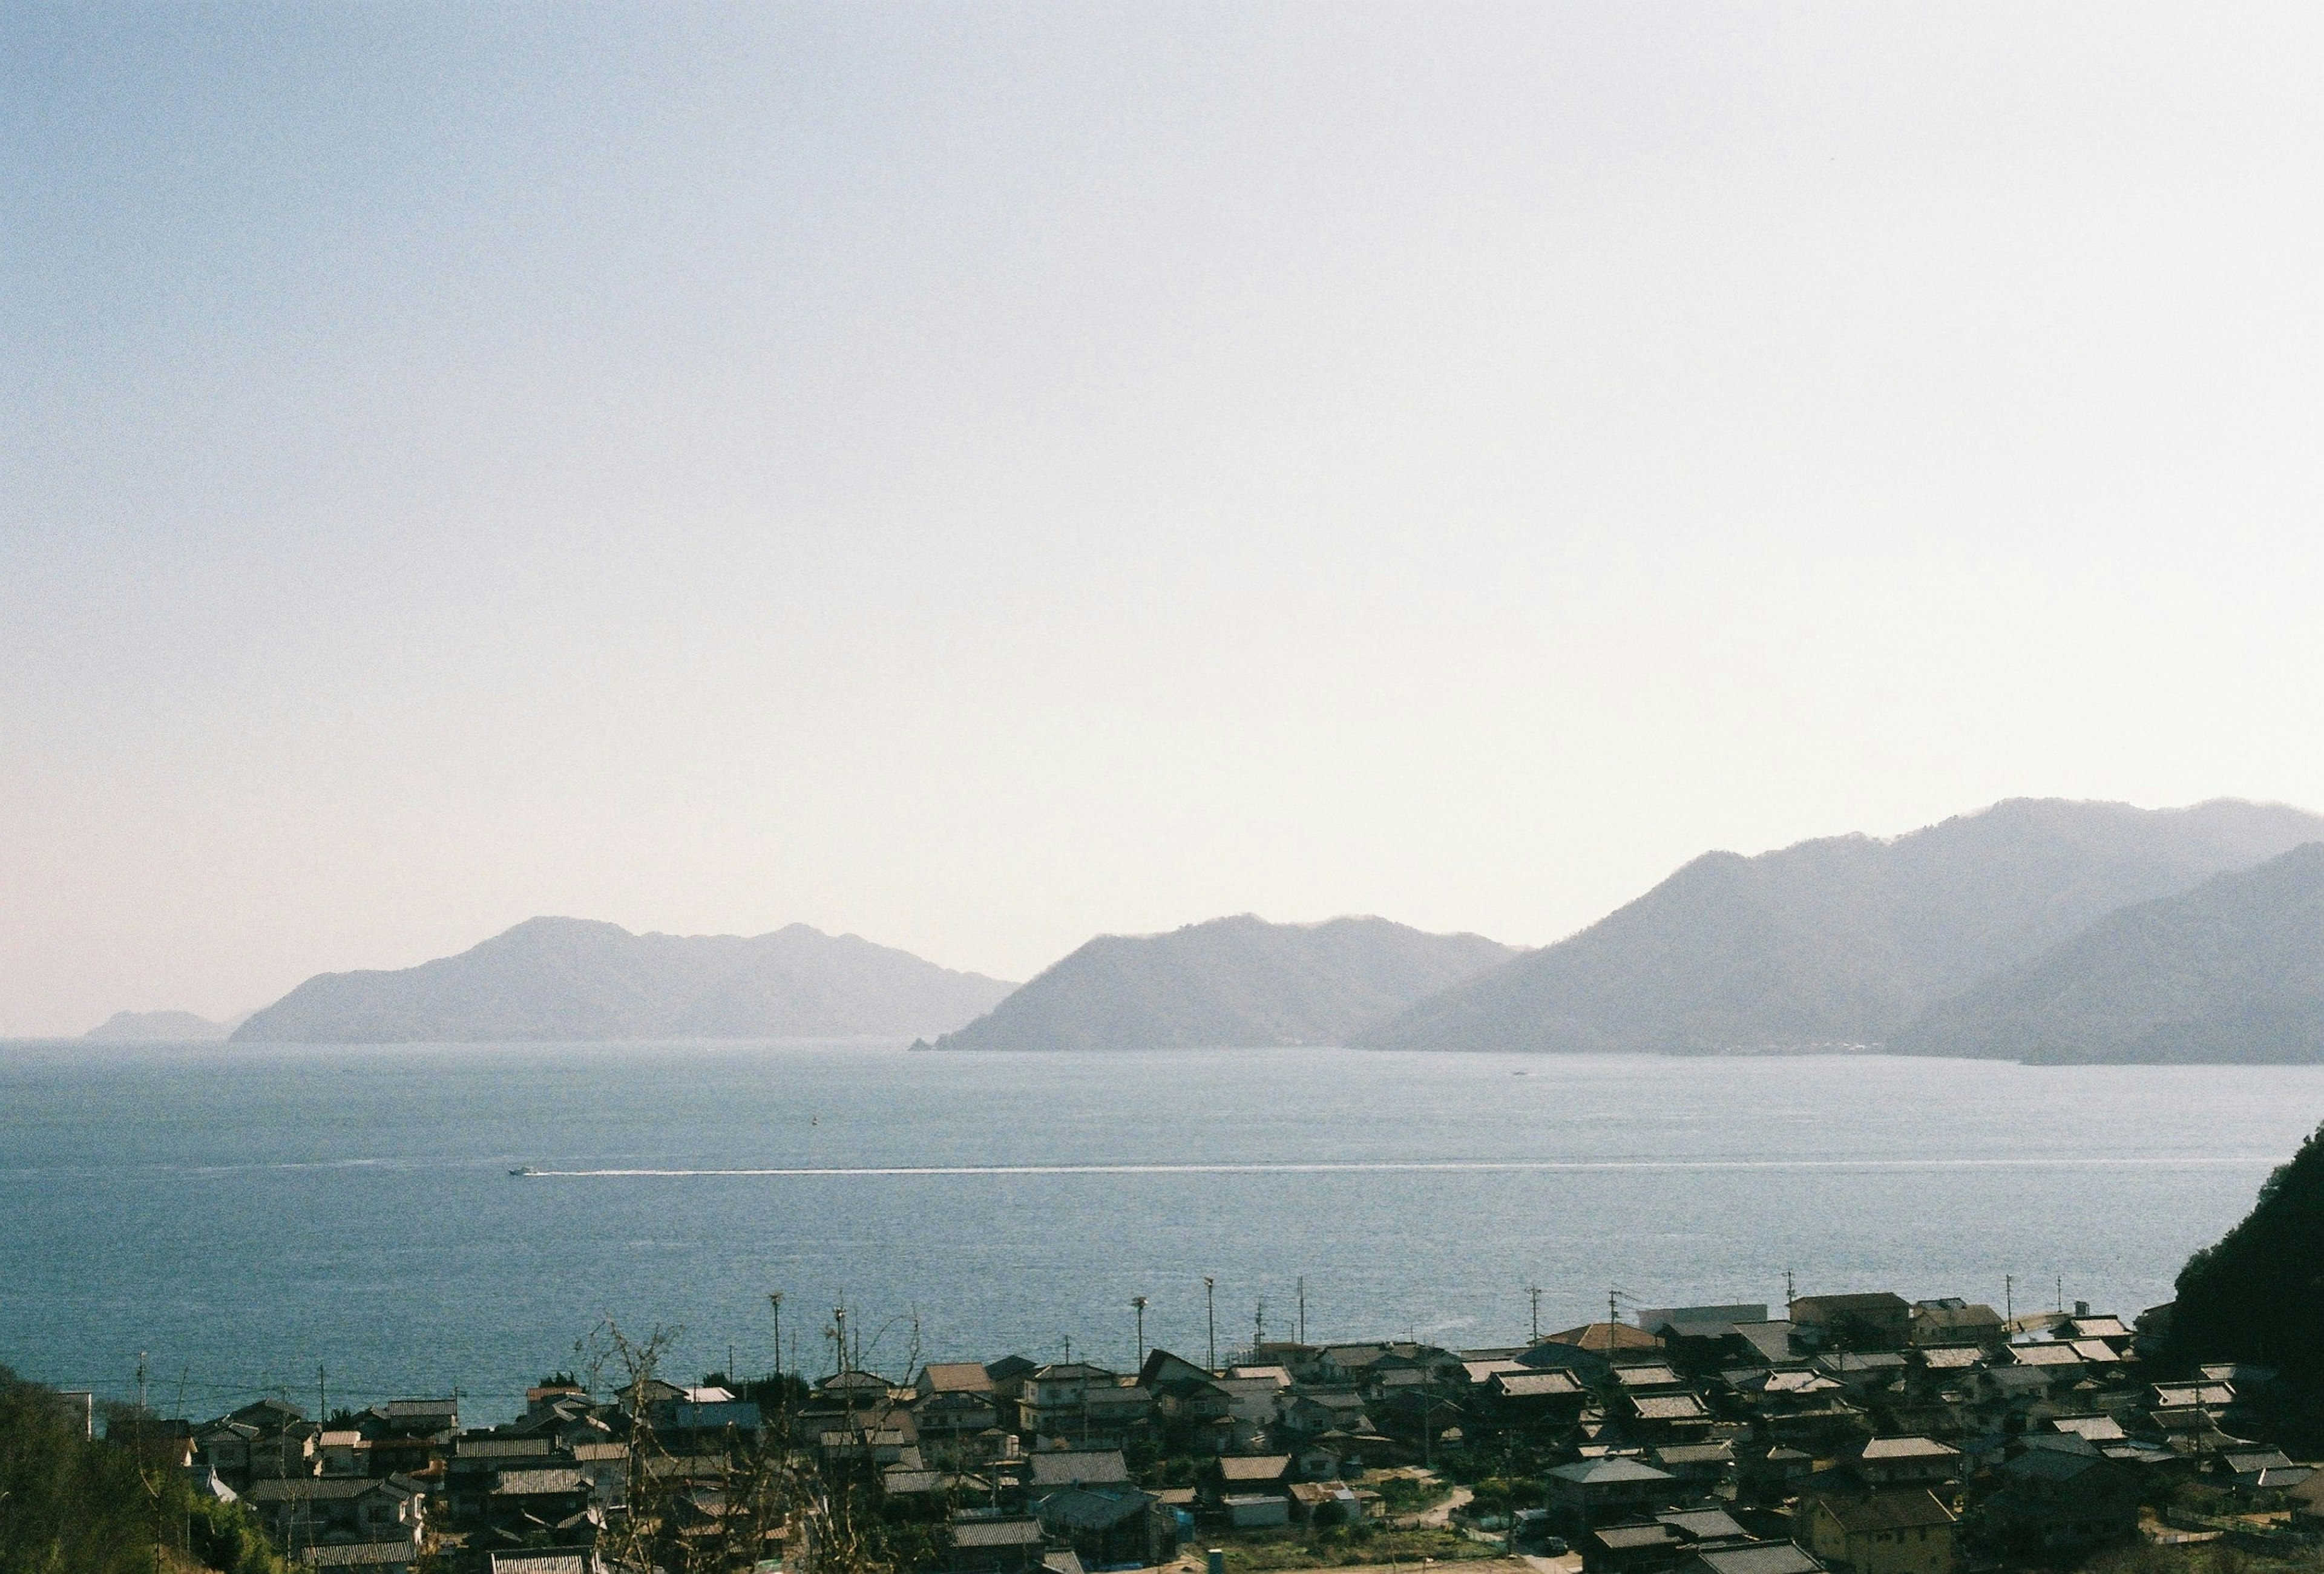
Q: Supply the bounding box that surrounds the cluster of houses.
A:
[160,1289,2320,1574]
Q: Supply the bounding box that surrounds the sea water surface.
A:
[2,1041,2318,1421]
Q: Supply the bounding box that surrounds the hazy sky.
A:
[5,4,2322,1035]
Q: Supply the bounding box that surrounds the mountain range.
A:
[143,796,2324,1060]
[923,914,1516,1052]
[1359,798,2324,1056]
[230,917,1015,1043]
[82,1009,249,1041]
[1893,841,2324,1063]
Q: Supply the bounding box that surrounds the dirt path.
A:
[1419,1484,1474,1528]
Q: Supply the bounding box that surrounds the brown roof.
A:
[1858,1437,1957,1461]
[954,1519,1044,1548]
[1812,1490,1957,1534]
[1218,1454,1292,1482]
[924,1362,995,1394]
[1547,1322,1660,1352]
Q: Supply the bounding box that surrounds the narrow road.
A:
[1419,1484,1474,1527]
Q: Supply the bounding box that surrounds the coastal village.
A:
[128,1288,2324,1574]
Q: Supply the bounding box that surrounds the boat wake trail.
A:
[516,1155,2274,1179]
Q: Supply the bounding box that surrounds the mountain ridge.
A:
[1359,797,2324,1055]
[232,916,1016,1043]
[926,913,1517,1052]
[1893,841,2324,1063]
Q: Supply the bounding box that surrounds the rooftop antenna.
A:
[1298,1277,1307,1345]
[2004,1275,2014,1323]
[1255,1297,1267,1360]
[1784,1267,1796,1305]
[2056,1276,2065,1316]
[1204,1277,1218,1372]
[1063,1333,1072,1365]
[1132,1296,1148,1368]
[1529,1285,1543,1344]
[769,1291,784,1387]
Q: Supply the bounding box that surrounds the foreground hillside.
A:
[927,914,1516,1051]
[2170,1115,2324,1421]
[0,1367,282,1574]
[1361,798,2323,1055]
[1896,842,2324,1063]
[233,917,1015,1043]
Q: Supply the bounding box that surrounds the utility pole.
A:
[318,1364,327,1425]
[2056,1276,2064,1315]
[769,1291,783,1388]
[1132,1297,1148,1369]
[1204,1277,1218,1372]
[1255,1297,1266,1361]
[2004,1275,2014,1323]
[1297,1277,1307,1345]
[833,1307,849,1376]
[1063,1334,1072,1365]
[1528,1285,1542,1344]
[1784,1267,1796,1305]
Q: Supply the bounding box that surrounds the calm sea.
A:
[2,1042,2317,1423]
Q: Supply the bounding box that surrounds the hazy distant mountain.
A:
[83,1009,246,1041]
[927,914,1518,1052]
[1361,798,2324,1055]
[1893,842,2324,1063]
[232,917,1016,1043]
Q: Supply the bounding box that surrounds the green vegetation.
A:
[1216,1525,1498,1572]
[0,1366,282,1574]
[2170,1119,2324,1408]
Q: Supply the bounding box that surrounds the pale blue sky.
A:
[5,3,2321,1034]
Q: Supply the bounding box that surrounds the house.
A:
[1584,1519,1686,1573]
[1489,1369,1592,1428]
[948,1517,1046,1574]
[1548,1323,1664,1358]
[447,1436,558,1520]
[1799,1492,1955,1574]
[1735,1446,1813,1504]
[1221,1493,1292,1529]
[244,1476,427,1550]
[917,1363,1004,1448]
[1276,1391,1373,1444]
[1032,1486,1168,1566]
[1813,1352,1906,1397]
[486,1467,593,1535]
[570,1441,628,1511]
[1679,1543,1823,1574]
[316,1431,369,1478]
[1843,1438,1960,1490]
[2220,1449,2311,1490]
[1026,1449,1131,1492]
[487,1555,604,1574]
[1621,1391,1715,1443]
[1139,1350,1235,1450]
[1790,1295,1911,1351]
[1651,1442,1736,1490]
[1584,1507,1756,1574]
[1207,1453,1292,1502]
[1544,1457,1680,1533]
[295,1547,420,1574]
[1909,1300,2003,1348]
[1634,1305,1770,1337]
[1017,1365,1151,1446]
[1978,1449,2140,1556]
